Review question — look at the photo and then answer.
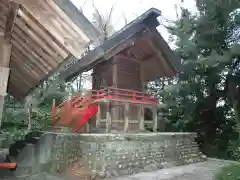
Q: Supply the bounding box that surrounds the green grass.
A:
[215,164,240,180]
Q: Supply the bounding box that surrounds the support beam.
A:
[147,39,169,76]
[124,103,130,132]
[4,2,19,42]
[0,1,19,128]
[86,122,90,133]
[112,57,118,87]
[139,107,145,131]
[96,104,101,128]
[0,36,12,129]
[115,54,141,64]
[106,101,112,133]
[153,108,158,132]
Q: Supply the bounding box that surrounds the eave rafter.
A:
[3,0,19,43]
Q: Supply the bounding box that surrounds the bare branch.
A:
[106,5,115,23]
[122,12,128,25]
[132,12,139,18]
[174,4,180,21]
[79,0,88,12]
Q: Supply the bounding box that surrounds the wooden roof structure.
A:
[59,8,181,82]
[0,0,100,100]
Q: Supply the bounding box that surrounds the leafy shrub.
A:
[227,140,240,161]
[215,164,240,180]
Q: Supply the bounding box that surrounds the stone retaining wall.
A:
[13,133,207,179]
[35,133,205,179]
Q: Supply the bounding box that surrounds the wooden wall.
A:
[91,54,145,132]
[92,59,113,89]
[115,55,142,91]
[92,55,143,91]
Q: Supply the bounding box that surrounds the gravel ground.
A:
[0,159,236,180]
[109,159,234,180]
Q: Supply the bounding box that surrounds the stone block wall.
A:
[40,133,207,179]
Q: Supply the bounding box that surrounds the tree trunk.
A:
[227,79,240,138]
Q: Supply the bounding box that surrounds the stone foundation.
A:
[33,133,206,178]
[14,133,207,179]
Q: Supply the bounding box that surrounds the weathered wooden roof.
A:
[59,8,181,82]
[0,0,100,99]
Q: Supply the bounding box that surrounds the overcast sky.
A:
[70,0,197,43]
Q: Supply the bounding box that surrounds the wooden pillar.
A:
[0,36,12,128]
[106,101,112,133]
[0,2,19,128]
[153,108,158,132]
[112,57,118,88]
[96,104,101,128]
[124,103,130,132]
[86,122,90,133]
[112,57,120,121]
[139,107,145,131]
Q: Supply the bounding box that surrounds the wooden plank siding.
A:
[0,0,100,100]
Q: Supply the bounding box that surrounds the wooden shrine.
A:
[57,8,181,133]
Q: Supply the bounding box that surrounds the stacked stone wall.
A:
[43,133,206,178]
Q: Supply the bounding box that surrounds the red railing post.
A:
[133,92,136,101]
[107,88,110,98]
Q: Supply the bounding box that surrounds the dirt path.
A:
[0,159,235,180]
[109,159,234,180]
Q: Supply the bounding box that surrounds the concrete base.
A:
[13,132,207,179]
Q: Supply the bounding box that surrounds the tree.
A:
[153,0,240,158]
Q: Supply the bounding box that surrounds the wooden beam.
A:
[4,1,19,42]
[115,54,141,63]
[146,38,170,76]
[96,104,101,128]
[17,8,68,58]
[153,108,158,132]
[104,37,137,60]
[0,34,12,128]
[106,101,112,133]
[86,121,90,133]
[12,22,58,67]
[124,103,130,132]
[15,0,87,57]
[112,57,118,87]
[139,107,145,131]
[0,39,11,67]
[148,28,178,76]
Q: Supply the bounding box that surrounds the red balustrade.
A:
[52,88,158,129]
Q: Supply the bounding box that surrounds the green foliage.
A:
[227,139,240,161]
[150,0,240,159]
[215,164,240,180]
[2,76,74,133]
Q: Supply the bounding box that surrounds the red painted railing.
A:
[56,88,158,111]
[52,88,158,127]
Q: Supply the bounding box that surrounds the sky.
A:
[70,0,197,43]
[69,0,197,89]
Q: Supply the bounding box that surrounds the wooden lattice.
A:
[0,67,10,96]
